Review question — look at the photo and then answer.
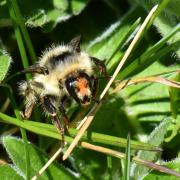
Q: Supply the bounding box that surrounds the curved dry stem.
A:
[81,142,180,178]
[62,5,159,161]
[113,75,180,93]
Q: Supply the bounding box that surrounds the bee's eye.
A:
[65,77,75,89]
[65,77,80,103]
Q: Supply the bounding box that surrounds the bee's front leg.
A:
[21,103,34,119]
[19,81,36,119]
[91,57,108,77]
[91,76,98,100]
[42,95,65,147]
[21,64,48,75]
[59,96,70,129]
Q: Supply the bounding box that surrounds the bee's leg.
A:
[52,116,65,147]
[21,64,48,75]
[43,95,65,146]
[59,96,69,129]
[91,76,98,100]
[22,102,35,119]
[19,81,36,119]
[91,57,108,78]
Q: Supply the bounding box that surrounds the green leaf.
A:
[0,49,11,82]
[0,1,11,28]
[87,6,142,61]
[120,60,179,123]
[144,158,180,180]
[17,0,88,32]
[165,116,180,142]
[117,23,180,79]
[131,118,171,179]
[166,0,180,17]
[0,164,23,180]
[136,0,180,58]
[70,147,110,179]
[2,136,75,179]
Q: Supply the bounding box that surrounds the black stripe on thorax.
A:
[48,51,72,68]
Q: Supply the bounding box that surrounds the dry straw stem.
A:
[81,142,180,178]
[62,4,159,161]
[31,147,63,180]
[113,75,180,93]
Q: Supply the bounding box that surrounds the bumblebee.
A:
[19,36,107,143]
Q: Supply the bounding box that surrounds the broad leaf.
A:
[120,61,180,124]
[0,49,11,82]
[0,164,23,180]
[2,136,75,179]
[136,0,180,57]
[70,147,110,180]
[18,0,88,32]
[87,6,142,62]
[0,1,11,28]
[130,118,171,179]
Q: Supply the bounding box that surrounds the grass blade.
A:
[6,0,30,79]
[10,0,36,64]
[118,23,180,79]
[124,134,131,180]
[0,112,162,152]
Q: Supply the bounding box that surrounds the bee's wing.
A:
[68,35,81,52]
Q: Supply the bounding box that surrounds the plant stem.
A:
[124,134,131,180]
[7,0,30,79]
[11,0,36,64]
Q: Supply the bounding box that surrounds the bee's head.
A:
[65,72,92,106]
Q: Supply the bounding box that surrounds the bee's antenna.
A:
[68,35,82,52]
